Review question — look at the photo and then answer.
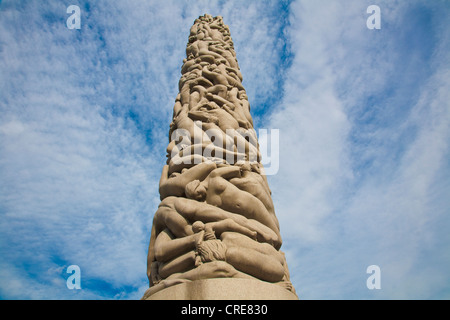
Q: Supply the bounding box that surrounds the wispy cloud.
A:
[266,0,450,299]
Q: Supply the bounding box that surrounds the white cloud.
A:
[265,0,450,299]
[268,0,352,244]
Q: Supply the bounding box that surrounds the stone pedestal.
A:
[144,278,298,300]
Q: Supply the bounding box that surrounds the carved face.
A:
[185,180,207,201]
[194,184,207,201]
[197,31,205,40]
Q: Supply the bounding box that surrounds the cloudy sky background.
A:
[1,0,449,299]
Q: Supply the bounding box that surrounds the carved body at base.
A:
[142,14,297,300]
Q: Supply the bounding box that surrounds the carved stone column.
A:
[142,14,297,300]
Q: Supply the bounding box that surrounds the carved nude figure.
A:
[184,166,281,246]
[151,219,284,286]
[150,196,280,247]
[159,162,217,200]
[202,64,244,91]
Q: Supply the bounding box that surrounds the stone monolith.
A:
[142,14,297,300]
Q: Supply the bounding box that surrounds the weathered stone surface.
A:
[142,14,297,300]
[144,278,298,300]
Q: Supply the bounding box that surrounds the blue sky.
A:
[0,0,449,299]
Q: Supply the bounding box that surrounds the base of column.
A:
[142,278,298,300]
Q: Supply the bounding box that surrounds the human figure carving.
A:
[186,107,261,163]
[168,95,211,146]
[150,196,279,246]
[151,219,284,289]
[184,166,281,245]
[208,42,239,70]
[227,87,254,128]
[159,162,216,200]
[193,222,285,282]
[202,64,245,91]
